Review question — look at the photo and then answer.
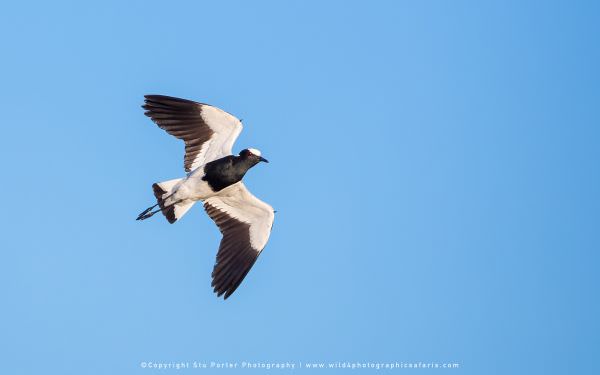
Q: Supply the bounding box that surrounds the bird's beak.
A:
[259,156,269,163]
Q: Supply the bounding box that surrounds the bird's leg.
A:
[136,188,181,221]
[137,204,158,217]
[136,208,161,220]
[136,204,159,220]
[136,194,182,221]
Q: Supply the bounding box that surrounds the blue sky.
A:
[1,1,598,374]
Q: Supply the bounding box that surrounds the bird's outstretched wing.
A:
[203,182,275,299]
[143,95,243,172]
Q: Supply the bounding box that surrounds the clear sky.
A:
[1,1,598,374]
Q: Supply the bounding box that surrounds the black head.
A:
[239,148,269,163]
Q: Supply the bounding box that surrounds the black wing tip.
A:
[143,94,175,105]
[212,254,260,300]
[143,94,199,105]
[213,286,236,300]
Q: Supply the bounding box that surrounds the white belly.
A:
[171,171,216,202]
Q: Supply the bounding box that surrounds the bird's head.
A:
[239,148,269,164]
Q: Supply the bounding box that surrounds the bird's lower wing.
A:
[203,182,275,299]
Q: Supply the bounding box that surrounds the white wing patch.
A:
[205,182,274,250]
[192,105,243,171]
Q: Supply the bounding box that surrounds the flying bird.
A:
[136,95,275,299]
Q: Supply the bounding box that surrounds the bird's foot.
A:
[136,205,159,221]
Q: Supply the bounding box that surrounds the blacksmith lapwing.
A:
[137,95,275,299]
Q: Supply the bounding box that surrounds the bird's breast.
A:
[175,175,217,201]
[201,158,246,192]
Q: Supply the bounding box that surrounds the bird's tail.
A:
[151,179,195,224]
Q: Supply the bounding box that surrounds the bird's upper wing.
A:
[143,95,243,172]
[203,182,275,299]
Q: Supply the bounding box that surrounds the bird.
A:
[136,95,275,300]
